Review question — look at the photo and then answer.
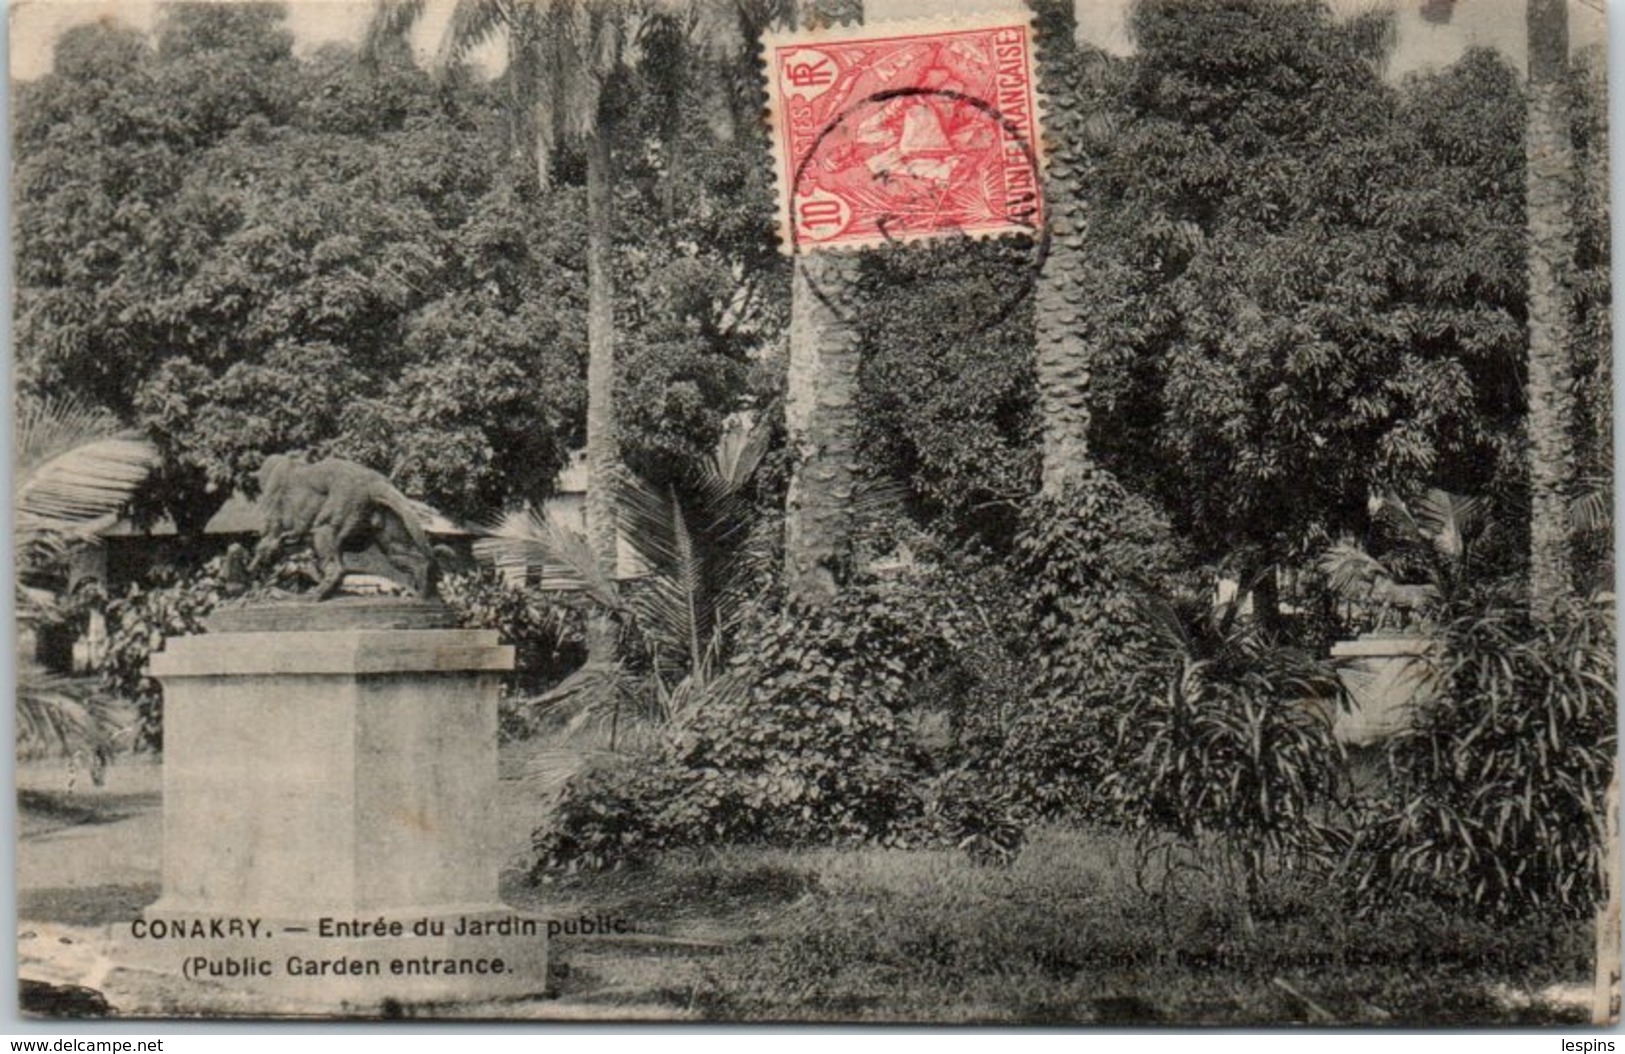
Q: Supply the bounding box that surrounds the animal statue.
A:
[248,455,437,600]
[1365,579,1437,631]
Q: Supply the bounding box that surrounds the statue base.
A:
[141,623,539,1010]
[205,596,458,633]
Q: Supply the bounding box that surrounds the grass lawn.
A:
[17,751,1595,1024]
[510,824,1596,1025]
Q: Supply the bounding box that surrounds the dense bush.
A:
[855,237,1040,547]
[992,464,1188,816]
[533,573,990,872]
[1098,595,1349,915]
[1013,463,1186,688]
[438,569,586,715]
[1348,603,1616,917]
[94,570,224,751]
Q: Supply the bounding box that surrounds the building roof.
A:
[101,492,474,538]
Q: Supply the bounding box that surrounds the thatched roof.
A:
[100,492,474,538]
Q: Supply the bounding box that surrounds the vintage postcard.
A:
[11,0,1618,1027]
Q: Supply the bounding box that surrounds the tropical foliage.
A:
[534,567,991,870]
[15,393,159,768]
[1100,592,1348,922]
[1349,604,1616,916]
[13,0,1615,948]
[92,572,224,753]
[1319,488,1495,632]
[476,426,773,746]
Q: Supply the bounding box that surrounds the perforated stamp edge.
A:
[759,10,1051,256]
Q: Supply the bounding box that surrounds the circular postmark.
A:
[788,85,1051,334]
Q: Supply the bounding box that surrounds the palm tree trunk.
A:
[784,253,863,601]
[1030,0,1093,497]
[585,124,619,663]
[1525,0,1577,621]
[783,0,863,603]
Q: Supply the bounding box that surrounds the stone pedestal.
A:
[1329,634,1435,745]
[137,622,548,1010]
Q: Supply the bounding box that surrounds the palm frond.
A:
[709,421,770,495]
[616,475,687,573]
[618,478,715,665]
[475,508,624,613]
[620,420,772,663]
[662,665,749,728]
[17,394,124,478]
[1371,491,1423,546]
[1133,589,1194,663]
[16,671,123,775]
[17,436,159,534]
[433,0,511,71]
[16,393,158,532]
[852,475,911,518]
[361,0,428,62]
[1209,600,1266,664]
[1410,487,1485,562]
[14,395,155,774]
[544,662,672,752]
[513,746,623,819]
[666,487,704,669]
[17,531,77,586]
[368,0,649,188]
[1571,477,1612,535]
[1319,535,1392,599]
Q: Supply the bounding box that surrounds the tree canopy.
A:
[1034,2,1531,577]
[14,2,774,527]
[14,0,1607,599]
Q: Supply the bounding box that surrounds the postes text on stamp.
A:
[763,15,1044,253]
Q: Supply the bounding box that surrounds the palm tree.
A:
[15,394,158,769]
[783,253,864,601]
[781,0,863,602]
[1028,0,1094,498]
[476,423,771,746]
[1523,0,1579,621]
[366,0,634,663]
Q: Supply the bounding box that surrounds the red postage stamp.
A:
[763,15,1045,253]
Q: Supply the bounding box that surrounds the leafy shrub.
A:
[854,235,1040,547]
[1098,594,1349,915]
[994,464,1188,815]
[1348,602,1616,917]
[437,569,586,733]
[908,765,1029,865]
[531,755,692,872]
[990,690,1122,820]
[1013,463,1186,688]
[94,569,224,751]
[533,574,985,872]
